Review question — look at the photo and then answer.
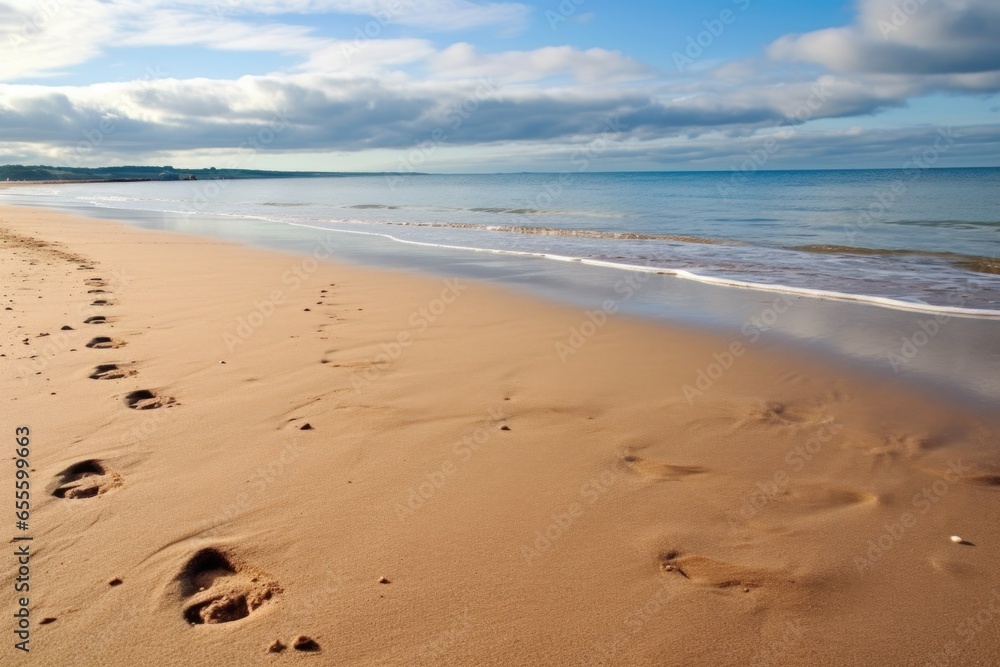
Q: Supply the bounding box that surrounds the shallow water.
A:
[4,169,999,313]
[3,172,999,405]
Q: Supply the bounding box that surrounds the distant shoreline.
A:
[0,165,423,183]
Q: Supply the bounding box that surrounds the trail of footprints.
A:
[617,398,999,602]
[619,452,706,481]
[46,270,327,646]
[54,270,177,502]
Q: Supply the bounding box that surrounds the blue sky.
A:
[1,0,998,172]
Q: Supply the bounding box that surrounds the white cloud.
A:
[769,0,1000,77]
[0,0,531,82]
[115,10,323,53]
[0,1,118,80]
[298,39,437,74]
[201,0,532,32]
[428,44,654,83]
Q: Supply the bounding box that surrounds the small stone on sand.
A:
[378,577,391,584]
[268,639,286,653]
[108,577,123,586]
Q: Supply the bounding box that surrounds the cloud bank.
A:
[1,0,998,170]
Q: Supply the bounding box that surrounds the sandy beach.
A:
[2,204,999,666]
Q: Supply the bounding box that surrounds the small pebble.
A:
[300,423,314,431]
[40,617,57,625]
[378,577,391,584]
[292,635,320,652]
[108,577,123,586]
[268,639,287,653]
[951,535,963,543]
[219,360,226,364]
[499,425,511,431]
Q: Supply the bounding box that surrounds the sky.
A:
[1,0,999,173]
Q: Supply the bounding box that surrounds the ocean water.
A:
[5,168,999,317]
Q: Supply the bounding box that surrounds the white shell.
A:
[950,535,963,543]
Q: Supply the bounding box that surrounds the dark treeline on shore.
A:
[0,165,406,182]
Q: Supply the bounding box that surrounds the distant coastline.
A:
[5,164,998,185]
[0,164,417,183]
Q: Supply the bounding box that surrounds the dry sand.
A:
[1,204,999,666]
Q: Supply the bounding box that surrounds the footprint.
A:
[50,460,123,499]
[751,484,879,524]
[742,401,807,426]
[927,461,1000,489]
[778,370,808,385]
[85,278,106,287]
[620,453,707,481]
[736,398,836,429]
[854,433,942,461]
[178,548,281,625]
[84,316,108,324]
[89,363,137,380]
[784,485,877,511]
[90,299,111,306]
[658,550,788,591]
[87,289,107,294]
[86,336,126,349]
[963,473,1000,488]
[124,389,175,410]
[929,557,978,578]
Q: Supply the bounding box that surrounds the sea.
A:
[3,168,999,402]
